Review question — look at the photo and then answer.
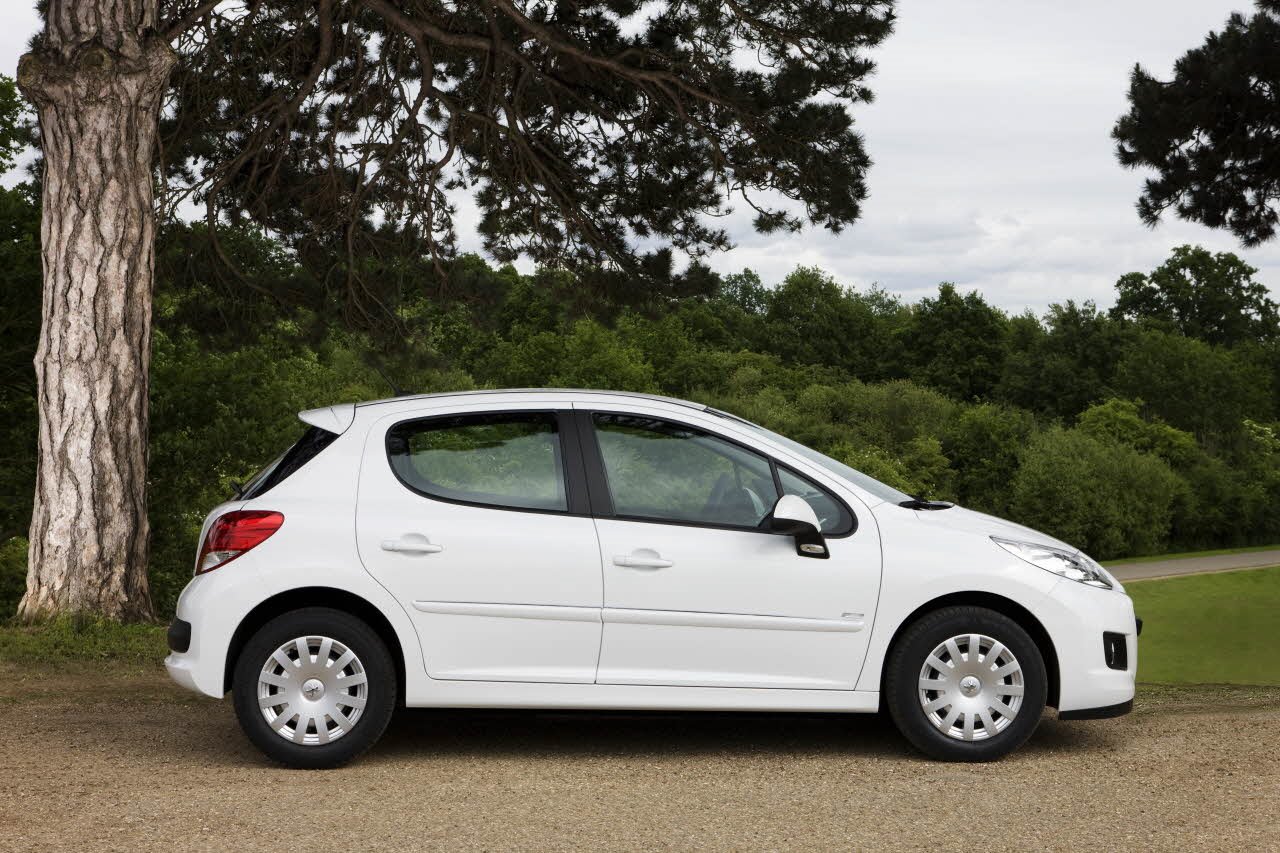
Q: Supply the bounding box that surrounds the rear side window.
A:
[241,426,339,499]
[387,412,567,512]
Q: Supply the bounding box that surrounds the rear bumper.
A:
[164,652,203,694]
[1059,698,1134,720]
[164,559,269,699]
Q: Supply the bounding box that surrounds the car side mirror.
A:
[767,494,829,559]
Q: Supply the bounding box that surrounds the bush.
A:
[1076,398,1199,467]
[1113,329,1273,444]
[1008,427,1185,559]
[0,536,26,615]
[943,403,1035,515]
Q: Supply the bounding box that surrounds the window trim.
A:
[578,410,857,538]
[384,409,590,516]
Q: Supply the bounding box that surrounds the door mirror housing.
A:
[767,494,829,559]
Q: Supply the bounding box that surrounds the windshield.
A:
[728,418,914,505]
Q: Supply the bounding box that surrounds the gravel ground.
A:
[1,668,1276,852]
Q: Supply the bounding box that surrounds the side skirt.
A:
[403,678,881,713]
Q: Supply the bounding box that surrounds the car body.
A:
[165,389,1138,766]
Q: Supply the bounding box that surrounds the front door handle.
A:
[613,551,673,569]
[381,536,444,555]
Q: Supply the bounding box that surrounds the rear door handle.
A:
[381,536,444,555]
[613,552,673,569]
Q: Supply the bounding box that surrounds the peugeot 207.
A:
[164,389,1138,767]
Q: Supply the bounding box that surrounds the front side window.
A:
[592,414,777,528]
[387,412,567,512]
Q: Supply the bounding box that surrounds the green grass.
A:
[0,616,168,666]
[1127,565,1280,685]
[1103,543,1280,566]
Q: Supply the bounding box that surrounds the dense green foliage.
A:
[2,158,1278,618]
[1111,246,1277,345]
[1126,566,1280,684]
[1113,1,1280,246]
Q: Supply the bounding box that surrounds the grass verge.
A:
[1126,565,1280,685]
[0,616,168,667]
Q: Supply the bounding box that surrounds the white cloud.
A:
[709,0,1280,313]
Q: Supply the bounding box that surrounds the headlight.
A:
[991,537,1113,589]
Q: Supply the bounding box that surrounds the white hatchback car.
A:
[165,389,1138,767]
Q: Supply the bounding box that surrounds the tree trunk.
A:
[15,1,175,621]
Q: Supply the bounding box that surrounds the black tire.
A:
[232,607,397,769]
[885,605,1047,762]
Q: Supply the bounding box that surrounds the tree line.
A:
[2,178,1277,613]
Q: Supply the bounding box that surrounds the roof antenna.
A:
[373,364,406,398]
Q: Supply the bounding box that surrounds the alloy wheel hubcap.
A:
[258,636,368,746]
[917,633,1024,742]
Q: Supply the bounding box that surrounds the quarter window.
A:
[592,414,777,528]
[778,466,855,536]
[387,412,567,512]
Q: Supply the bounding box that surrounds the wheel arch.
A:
[223,586,407,701]
[879,591,1060,709]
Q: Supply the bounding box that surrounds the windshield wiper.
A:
[899,496,954,511]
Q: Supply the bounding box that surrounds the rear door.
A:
[582,406,882,689]
[356,407,603,683]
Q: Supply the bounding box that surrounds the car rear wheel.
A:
[232,607,396,768]
[885,605,1047,761]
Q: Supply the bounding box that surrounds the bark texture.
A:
[16,0,175,620]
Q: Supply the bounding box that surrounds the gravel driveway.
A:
[1,668,1276,852]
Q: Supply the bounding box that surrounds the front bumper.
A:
[1033,579,1138,715]
[1059,698,1134,720]
[1057,614,1141,720]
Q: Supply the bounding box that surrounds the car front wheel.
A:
[885,605,1047,761]
[232,607,396,768]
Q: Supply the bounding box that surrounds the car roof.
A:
[353,388,710,412]
[298,389,715,434]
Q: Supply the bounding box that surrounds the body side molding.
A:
[412,601,600,623]
[604,608,865,633]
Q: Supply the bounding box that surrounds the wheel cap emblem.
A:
[959,675,981,697]
[302,678,325,701]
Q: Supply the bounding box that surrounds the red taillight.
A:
[197,511,284,574]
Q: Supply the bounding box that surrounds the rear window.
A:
[240,426,339,499]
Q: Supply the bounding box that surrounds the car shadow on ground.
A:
[123,694,1117,768]
[357,706,1115,764]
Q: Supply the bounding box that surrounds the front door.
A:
[356,408,603,683]
[583,407,881,689]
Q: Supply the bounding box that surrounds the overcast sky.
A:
[3,1,1276,314]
